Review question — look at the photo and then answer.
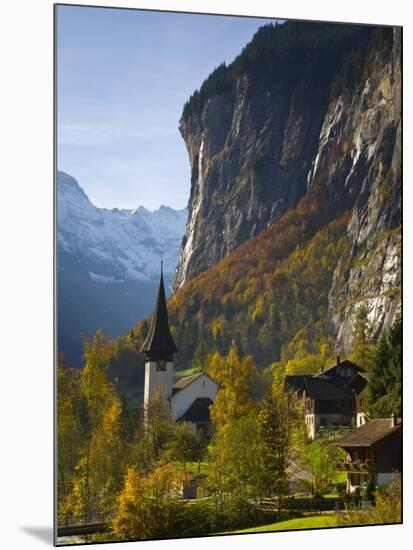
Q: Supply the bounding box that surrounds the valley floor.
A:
[228,514,341,533]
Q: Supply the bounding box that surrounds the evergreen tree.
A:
[256,390,297,499]
[191,340,210,372]
[367,318,401,417]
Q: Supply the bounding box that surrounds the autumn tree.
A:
[208,343,258,431]
[57,365,84,514]
[67,398,125,520]
[112,461,187,540]
[80,330,114,432]
[64,331,126,519]
[350,305,375,370]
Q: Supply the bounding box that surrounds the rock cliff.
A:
[327,29,401,350]
[174,22,401,348]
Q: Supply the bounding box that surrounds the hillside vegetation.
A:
[134,187,350,372]
[183,22,392,118]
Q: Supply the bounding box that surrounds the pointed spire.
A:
[140,262,178,361]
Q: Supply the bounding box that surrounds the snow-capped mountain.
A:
[57,171,187,285]
[57,171,187,365]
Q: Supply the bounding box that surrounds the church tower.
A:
[140,262,178,411]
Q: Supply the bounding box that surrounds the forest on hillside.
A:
[183,22,393,118]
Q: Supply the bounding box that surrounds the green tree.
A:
[192,340,210,372]
[303,438,346,496]
[367,318,401,417]
[336,475,401,526]
[164,422,206,470]
[207,413,264,526]
[135,390,176,466]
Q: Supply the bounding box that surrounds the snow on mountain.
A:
[57,171,187,284]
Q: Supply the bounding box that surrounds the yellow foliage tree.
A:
[80,330,114,431]
[208,343,258,432]
[57,366,84,516]
[63,331,126,519]
[112,461,188,540]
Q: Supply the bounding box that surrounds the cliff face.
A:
[327,29,402,350]
[175,74,326,288]
[174,22,401,348]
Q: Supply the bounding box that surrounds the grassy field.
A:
[230,515,339,533]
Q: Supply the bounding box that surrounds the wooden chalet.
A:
[285,358,367,439]
[333,415,402,494]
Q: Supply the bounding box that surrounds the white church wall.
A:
[170,374,218,420]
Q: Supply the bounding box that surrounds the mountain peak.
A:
[57,171,187,283]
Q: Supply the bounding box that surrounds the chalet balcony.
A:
[335,459,377,474]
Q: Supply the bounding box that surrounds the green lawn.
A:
[174,367,202,380]
[171,460,209,475]
[230,514,339,533]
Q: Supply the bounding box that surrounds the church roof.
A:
[140,264,178,359]
[177,397,213,423]
[173,372,205,393]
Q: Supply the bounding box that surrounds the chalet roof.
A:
[177,397,213,423]
[315,359,363,378]
[285,375,313,393]
[303,378,354,400]
[173,372,205,393]
[140,264,178,360]
[344,372,368,395]
[333,418,402,448]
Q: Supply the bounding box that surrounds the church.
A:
[140,264,218,436]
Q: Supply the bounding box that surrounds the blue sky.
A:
[57,5,278,210]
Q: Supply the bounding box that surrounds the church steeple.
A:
[140,262,178,361]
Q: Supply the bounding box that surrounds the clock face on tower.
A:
[156,359,167,371]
